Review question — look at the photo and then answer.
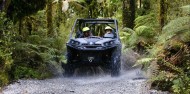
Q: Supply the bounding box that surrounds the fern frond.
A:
[127,32,138,46]
[135,25,155,38]
[134,58,155,67]
[180,5,190,15]
[163,61,184,74]
[134,13,158,29]
[149,71,175,82]
[162,17,190,34]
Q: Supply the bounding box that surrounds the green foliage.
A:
[0,1,189,93]
[150,16,190,56]
[11,42,52,79]
[0,6,70,86]
[149,60,190,93]
[7,0,46,21]
[135,26,155,38]
[126,31,138,47]
[13,66,51,79]
[134,58,155,67]
[119,28,132,48]
[180,5,190,15]
[0,12,14,87]
[0,72,9,87]
[163,17,190,34]
[122,13,158,51]
[172,77,190,94]
[134,13,159,29]
[1,0,122,88]
[133,4,190,93]
[124,27,155,49]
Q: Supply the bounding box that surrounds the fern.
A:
[134,13,159,29]
[134,58,155,67]
[119,30,131,47]
[127,32,138,47]
[137,5,190,92]
[135,25,155,38]
[149,71,172,82]
[180,5,190,16]
[162,61,184,74]
[0,12,15,87]
[150,16,190,57]
[162,17,190,34]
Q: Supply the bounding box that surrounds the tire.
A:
[63,51,75,77]
[64,63,75,77]
[111,48,121,77]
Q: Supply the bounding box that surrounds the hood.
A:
[74,38,114,44]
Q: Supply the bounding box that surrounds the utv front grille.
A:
[82,44,101,46]
[84,46,100,48]
[82,44,88,45]
[81,44,102,49]
[78,51,103,63]
[67,46,114,64]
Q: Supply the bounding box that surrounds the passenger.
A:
[104,26,114,38]
[82,27,91,37]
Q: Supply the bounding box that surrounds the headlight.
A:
[70,40,80,45]
[104,41,115,46]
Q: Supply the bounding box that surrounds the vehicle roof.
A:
[76,18,117,24]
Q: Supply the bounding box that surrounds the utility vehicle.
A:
[64,19,121,77]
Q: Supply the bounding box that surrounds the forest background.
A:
[0,0,190,93]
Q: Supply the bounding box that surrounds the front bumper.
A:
[67,46,115,65]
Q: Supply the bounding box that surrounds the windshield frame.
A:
[69,19,119,39]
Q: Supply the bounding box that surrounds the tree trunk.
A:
[47,0,53,37]
[55,0,63,33]
[159,0,167,31]
[137,0,142,8]
[0,0,3,11]
[18,19,22,35]
[122,0,136,29]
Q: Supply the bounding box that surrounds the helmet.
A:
[82,27,90,32]
[105,26,112,30]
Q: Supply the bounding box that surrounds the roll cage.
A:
[69,19,119,39]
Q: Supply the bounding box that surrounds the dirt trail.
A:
[2,68,150,94]
[2,49,155,94]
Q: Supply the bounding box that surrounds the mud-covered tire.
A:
[111,47,121,77]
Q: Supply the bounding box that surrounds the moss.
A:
[0,72,9,87]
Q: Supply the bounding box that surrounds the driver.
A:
[82,27,91,37]
[104,26,114,38]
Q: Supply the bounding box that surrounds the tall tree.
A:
[7,0,46,21]
[159,0,167,31]
[122,0,136,28]
[55,0,63,33]
[6,0,46,34]
[47,0,53,37]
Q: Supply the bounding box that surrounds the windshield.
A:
[70,19,118,39]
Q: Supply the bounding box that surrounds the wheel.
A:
[63,51,75,77]
[64,63,75,77]
[111,57,121,77]
[111,48,121,77]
